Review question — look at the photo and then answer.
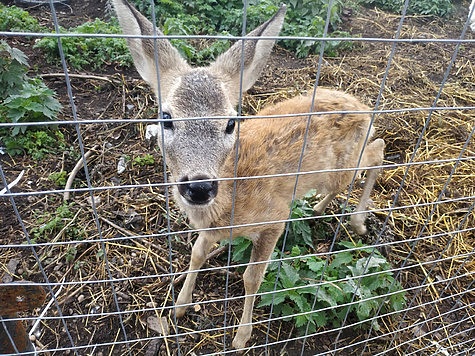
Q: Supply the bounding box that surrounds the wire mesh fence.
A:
[0,0,474,355]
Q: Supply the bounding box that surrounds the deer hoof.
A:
[232,327,251,350]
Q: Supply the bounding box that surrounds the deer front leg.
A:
[175,233,213,318]
[232,230,280,349]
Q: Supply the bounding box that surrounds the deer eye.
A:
[225,119,235,134]
[161,112,173,130]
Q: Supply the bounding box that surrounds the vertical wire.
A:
[264,1,334,354]
[147,0,181,352]
[300,1,411,354]
[366,12,475,353]
[222,0,249,350]
[47,1,131,353]
[0,316,20,354]
[403,278,475,355]
[0,163,78,355]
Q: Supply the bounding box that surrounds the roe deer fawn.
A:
[113,0,384,349]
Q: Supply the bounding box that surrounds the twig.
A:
[64,145,98,201]
[40,73,116,83]
[0,170,25,195]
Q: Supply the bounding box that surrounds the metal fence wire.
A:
[0,0,474,355]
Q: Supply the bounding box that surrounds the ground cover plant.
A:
[0,4,46,32]
[229,192,406,335]
[35,18,133,70]
[0,41,63,158]
[131,0,351,61]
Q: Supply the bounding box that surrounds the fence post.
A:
[0,284,46,354]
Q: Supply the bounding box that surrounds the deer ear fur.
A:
[209,5,286,105]
[112,0,191,97]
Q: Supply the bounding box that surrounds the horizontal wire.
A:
[2,227,473,289]
[2,156,474,200]
[5,283,473,356]
[1,31,475,43]
[1,224,473,287]
[0,105,473,129]
[3,265,473,325]
[2,196,473,249]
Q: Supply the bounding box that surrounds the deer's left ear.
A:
[209,5,287,105]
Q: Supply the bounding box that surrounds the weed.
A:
[132,0,351,61]
[228,193,406,334]
[0,41,63,157]
[48,171,68,187]
[29,203,83,244]
[132,154,155,166]
[35,19,133,70]
[1,130,65,159]
[0,4,46,33]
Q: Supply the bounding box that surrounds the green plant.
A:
[35,18,133,70]
[48,171,68,187]
[361,0,453,17]
[1,78,62,136]
[0,4,46,32]
[0,41,63,157]
[1,130,65,159]
[29,203,83,244]
[132,0,351,61]
[228,193,406,334]
[132,154,155,166]
[257,241,405,333]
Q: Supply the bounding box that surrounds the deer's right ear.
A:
[112,0,190,97]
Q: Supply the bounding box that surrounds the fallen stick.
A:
[0,170,25,195]
[40,73,116,83]
[64,145,98,202]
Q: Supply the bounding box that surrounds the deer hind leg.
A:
[175,232,214,318]
[232,227,283,350]
[350,138,385,235]
[313,193,338,215]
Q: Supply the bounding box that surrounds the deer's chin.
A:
[180,195,215,208]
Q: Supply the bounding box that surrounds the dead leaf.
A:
[147,316,169,336]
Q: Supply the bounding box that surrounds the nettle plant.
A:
[0,4,46,32]
[229,193,406,334]
[35,19,133,70]
[131,0,351,61]
[0,41,63,158]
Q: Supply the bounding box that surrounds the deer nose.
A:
[178,175,218,205]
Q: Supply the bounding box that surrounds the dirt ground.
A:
[1,0,474,355]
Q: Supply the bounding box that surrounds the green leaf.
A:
[307,257,325,274]
[330,251,354,268]
[280,262,300,289]
[257,290,286,308]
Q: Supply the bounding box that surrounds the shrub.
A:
[0,4,46,32]
[0,41,63,158]
[131,0,351,61]
[361,0,454,18]
[35,19,133,70]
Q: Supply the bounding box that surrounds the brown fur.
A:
[175,89,385,349]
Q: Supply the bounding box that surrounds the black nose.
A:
[178,175,218,205]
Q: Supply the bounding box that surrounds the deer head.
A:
[113,0,286,206]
